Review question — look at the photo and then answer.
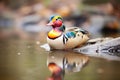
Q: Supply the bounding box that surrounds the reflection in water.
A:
[47,51,89,80]
[47,63,64,80]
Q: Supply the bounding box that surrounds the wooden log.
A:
[74,37,120,60]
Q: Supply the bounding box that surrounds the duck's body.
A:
[47,15,89,50]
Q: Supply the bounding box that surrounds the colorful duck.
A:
[47,15,89,50]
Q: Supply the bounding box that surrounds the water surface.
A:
[0,32,120,80]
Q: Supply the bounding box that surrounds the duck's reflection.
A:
[47,51,89,80]
[47,63,64,80]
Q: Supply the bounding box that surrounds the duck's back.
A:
[63,27,89,49]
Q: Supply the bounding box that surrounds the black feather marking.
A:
[63,35,68,44]
[79,29,88,34]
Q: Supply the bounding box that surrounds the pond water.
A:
[0,32,120,80]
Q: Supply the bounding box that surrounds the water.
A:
[0,32,120,80]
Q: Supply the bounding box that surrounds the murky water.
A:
[0,32,120,80]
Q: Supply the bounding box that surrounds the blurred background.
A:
[0,0,120,80]
[0,0,120,39]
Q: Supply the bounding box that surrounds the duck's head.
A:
[47,15,63,28]
[48,63,62,73]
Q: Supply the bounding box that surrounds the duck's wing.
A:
[66,27,89,35]
[63,27,89,44]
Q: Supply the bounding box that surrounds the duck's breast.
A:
[47,35,65,49]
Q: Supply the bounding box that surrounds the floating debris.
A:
[36,41,40,45]
[40,43,50,51]
[51,56,55,59]
[17,52,21,55]
[97,68,104,74]
[27,46,31,48]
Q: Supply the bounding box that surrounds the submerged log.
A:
[74,37,120,60]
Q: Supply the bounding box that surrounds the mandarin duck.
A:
[47,15,89,50]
